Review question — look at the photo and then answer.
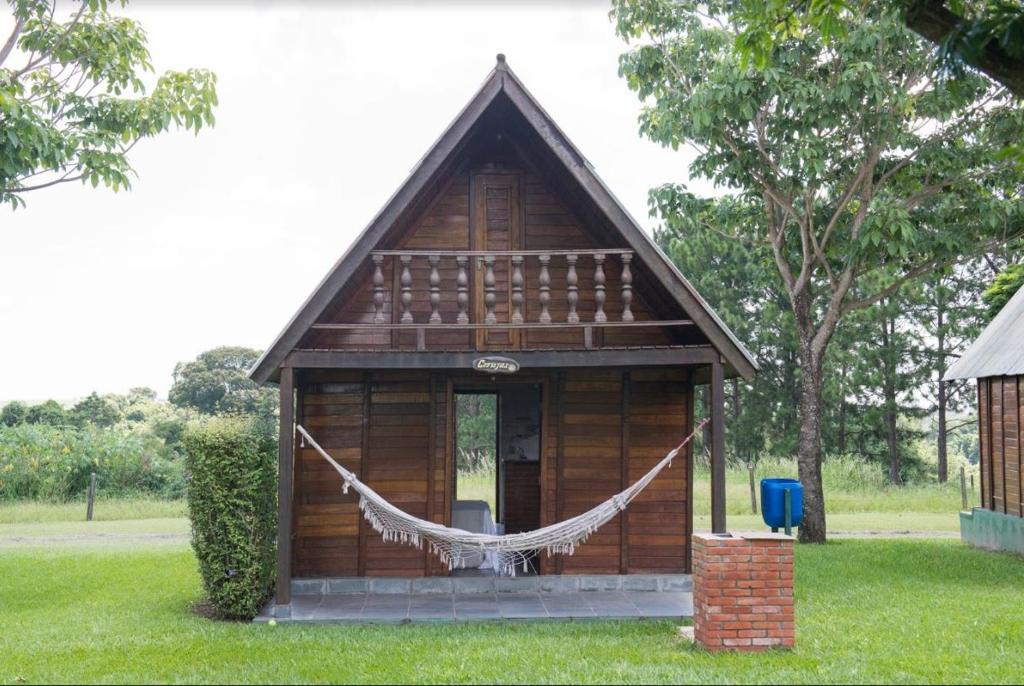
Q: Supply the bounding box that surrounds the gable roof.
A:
[945,285,1024,380]
[250,55,758,384]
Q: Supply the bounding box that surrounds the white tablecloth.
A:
[451,500,504,571]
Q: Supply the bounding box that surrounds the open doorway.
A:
[452,384,542,575]
[454,392,499,516]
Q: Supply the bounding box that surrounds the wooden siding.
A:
[977,376,1024,518]
[300,161,678,351]
[293,368,692,577]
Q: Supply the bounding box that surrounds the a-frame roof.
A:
[250,55,758,384]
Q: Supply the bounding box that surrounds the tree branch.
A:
[0,17,24,67]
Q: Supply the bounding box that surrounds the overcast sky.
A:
[1,1,711,402]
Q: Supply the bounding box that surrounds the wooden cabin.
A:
[250,56,757,609]
[946,285,1024,554]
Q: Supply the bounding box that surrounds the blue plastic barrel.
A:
[761,478,804,529]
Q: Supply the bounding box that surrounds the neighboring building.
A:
[250,56,757,612]
[945,284,1024,555]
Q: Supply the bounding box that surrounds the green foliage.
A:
[183,416,276,621]
[982,261,1024,318]
[0,0,218,209]
[169,347,276,428]
[729,1,1024,95]
[25,399,70,425]
[454,393,496,471]
[0,400,27,426]
[0,422,183,500]
[70,391,120,427]
[613,1,1024,536]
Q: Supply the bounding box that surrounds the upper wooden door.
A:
[472,172,522,350]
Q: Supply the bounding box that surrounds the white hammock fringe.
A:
[296,419,707,577]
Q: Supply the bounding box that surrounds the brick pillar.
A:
[691,532,794,651]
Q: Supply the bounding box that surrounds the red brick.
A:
[692,533,795,652]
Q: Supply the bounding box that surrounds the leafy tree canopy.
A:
[26,398,69,425]
[0,400,27,426]
[169,346,275,421]
[612,0,1024,541]
[0,0,218,208]
[982,261,1024,317]
[70,391,120,427]
[730,0,1024,97]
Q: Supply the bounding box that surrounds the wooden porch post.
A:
[710,360,727,534]
[275,366,295,612]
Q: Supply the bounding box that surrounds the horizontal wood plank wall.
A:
[557,370,624,574]
[293,367,692,577]
[627,369,690,573]
[363,372,434,576]
[293,374,364,577]
[425,374,451,576]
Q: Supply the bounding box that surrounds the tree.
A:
[613,1,1024,541]
[915,261,995,481]
[70,391,120,427]
[127,386,157,404]
[169,346,276,421]
[0,400,27,426]
[25,398,68,425]
[653,193,802,463]
[731,1,1024,97]
[982,261,1024,317]
[0,0,217,209]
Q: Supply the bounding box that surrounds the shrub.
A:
[0,424,182,501]
[184,416,277,620]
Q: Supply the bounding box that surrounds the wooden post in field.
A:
[960,466,968,511]
[86,472,96,522]
[748,464,757,514]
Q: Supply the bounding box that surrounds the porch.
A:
[257,574,693,624]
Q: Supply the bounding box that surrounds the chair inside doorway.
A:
[453,384,542,576]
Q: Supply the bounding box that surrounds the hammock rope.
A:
[296,418,707,577]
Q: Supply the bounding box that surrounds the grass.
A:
[0,517,189,546]
[2,539,1022,683]
[0,496,186,524]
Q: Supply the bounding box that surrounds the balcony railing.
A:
[309,249,694,350]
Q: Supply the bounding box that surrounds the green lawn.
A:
[0,497,186,524]
[1,539,1021,683]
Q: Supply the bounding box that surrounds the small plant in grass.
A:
[184,416,276,620]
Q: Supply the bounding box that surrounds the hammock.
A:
[296,418,707,577]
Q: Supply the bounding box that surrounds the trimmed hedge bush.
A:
[184,416,277,620]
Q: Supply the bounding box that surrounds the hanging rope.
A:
[296,418,708,577]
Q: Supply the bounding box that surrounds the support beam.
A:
[284,346,721,372]
[275,366,295,613]
[710,359,727,534]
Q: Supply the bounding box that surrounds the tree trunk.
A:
[838,362,848,454]
[882,313,903,486]
[936,293,948,483]
[795,335,827,544]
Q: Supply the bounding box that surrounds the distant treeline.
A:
[0,347,274,501]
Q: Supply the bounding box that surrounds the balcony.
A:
[309,249,694,351]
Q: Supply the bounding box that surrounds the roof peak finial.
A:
[496,53,507,70]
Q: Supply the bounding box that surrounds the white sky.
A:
[1,1,709,402]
